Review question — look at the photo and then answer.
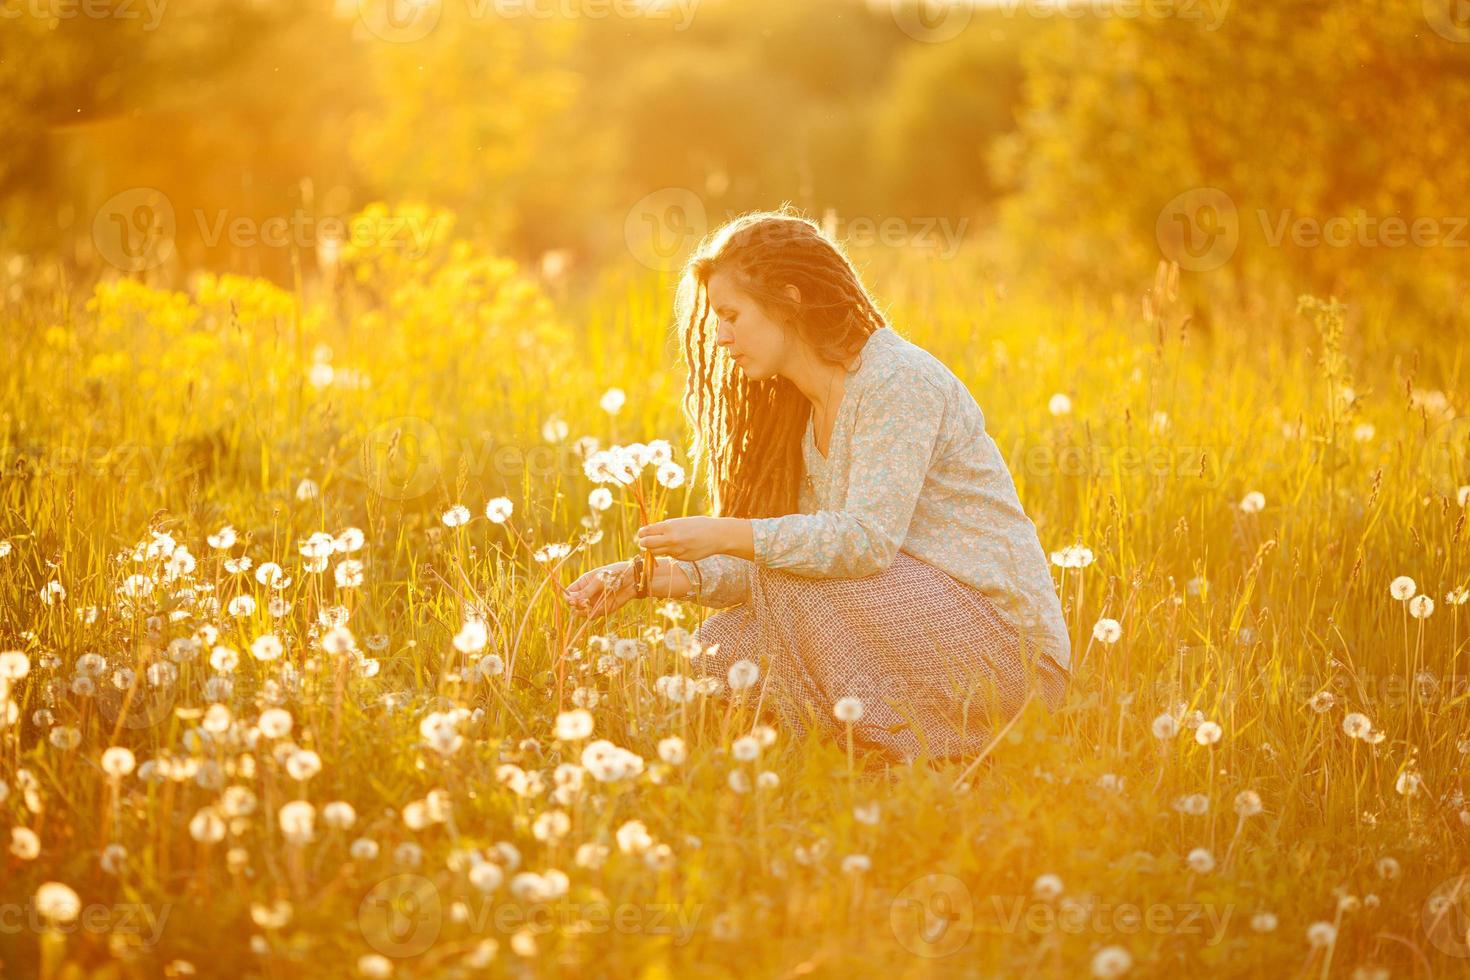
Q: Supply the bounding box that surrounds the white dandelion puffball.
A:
[1395,771,1423,796]
[453,620,489,654]
[258,708,293,739]
[1342,712,1373,739]
[1306,921,1337,948]
[0,650,29,679]
[1092,618,1122,644]
[442,504,471,528]
[1049,544,1095,569]
[1033,873,1064,900]
[731,735,760,762]
[1239,491,1266,513]
[554,709,594,741]
[1186,847,1215,874]
[485,497,514,523]
[833,697,864,723]
[1408,594,1435,619]
[250,634,284,661]
[727,659,760,691]
[189,808,227,844]
[1389,575,1416,601]
[34,882,82,924]
[1194,721,1223,746]
[1251,911,1278,932]
[1048,392,1073,416]
[542,415,569,443]
[357,953,394,979]
[286,750,322,781]
[278,800,316,844]
[11,827,41,860]
[1151,713,1179,739]
[1090,945,1132,979]
[334,560,364,589]
[470,862,504,894]
[657,736,687,765]
[588,488,613,512]
[600,387,626,415]
[615,819,653,855]
[321,624,356,654]
[1233,790,1263,817]
[101,747,136,777]
[322,801,357,830]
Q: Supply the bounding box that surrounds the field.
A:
[1,220,1468,979]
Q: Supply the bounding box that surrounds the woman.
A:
[565,207,1071,762]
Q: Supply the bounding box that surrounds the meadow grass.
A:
[0,232,1466,979]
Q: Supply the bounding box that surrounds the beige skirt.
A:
[691,551,1069,762]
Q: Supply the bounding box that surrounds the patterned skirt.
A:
[691,551,1070,762]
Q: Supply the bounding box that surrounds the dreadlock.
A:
[675,205,890,520]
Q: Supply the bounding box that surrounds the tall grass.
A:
[0,232,1466,978]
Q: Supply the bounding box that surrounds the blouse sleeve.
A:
[748,369,947,579]
[670,555,753,608]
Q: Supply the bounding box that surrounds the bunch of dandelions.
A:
[583,439,687,590]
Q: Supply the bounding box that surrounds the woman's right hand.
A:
[563,560,636,619]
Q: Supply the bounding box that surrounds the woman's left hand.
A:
[635,517,730,562]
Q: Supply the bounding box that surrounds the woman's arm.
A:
[639,370,946,593]
[635,517,755,607]
[668,554,754,608]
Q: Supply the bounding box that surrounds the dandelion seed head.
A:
[34,882,81,923]
[833,697,864,723]
[1090,945,1132,979]
[1194,721,1223,746]
[1092,618,1122,644]
[1389,576,1417,600]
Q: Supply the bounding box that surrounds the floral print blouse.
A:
[672,325,1074,673]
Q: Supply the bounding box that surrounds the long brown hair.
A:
[676,206,889,519]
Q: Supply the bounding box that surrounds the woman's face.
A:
[707,267,799,381]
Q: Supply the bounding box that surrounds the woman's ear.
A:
[783,283,801,304]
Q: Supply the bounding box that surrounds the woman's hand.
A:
[635,516,739,562]
[563,560,636,619]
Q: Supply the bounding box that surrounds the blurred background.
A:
[3,0,1469,324]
